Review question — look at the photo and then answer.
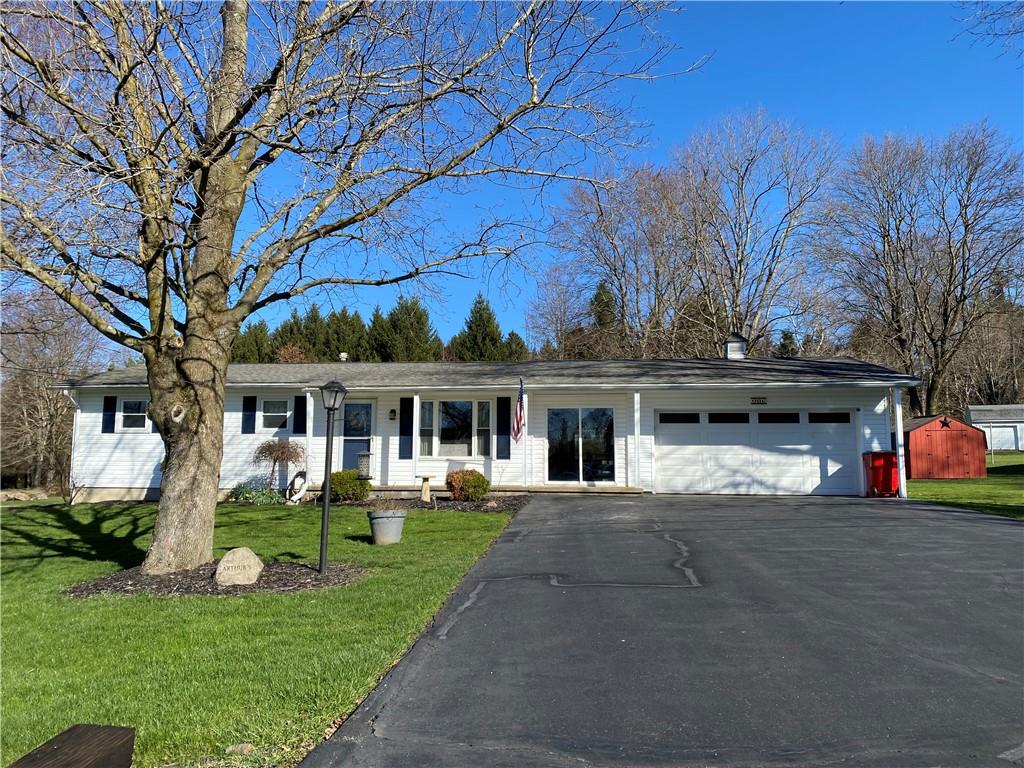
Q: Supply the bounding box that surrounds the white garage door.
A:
[654,411,859,495]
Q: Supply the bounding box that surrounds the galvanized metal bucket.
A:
[367,509,407,545]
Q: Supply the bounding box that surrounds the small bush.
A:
[330,470,371,502]
[228,481,282,505]
[446,469,491,502]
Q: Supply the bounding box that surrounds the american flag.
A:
[512,377,525,444]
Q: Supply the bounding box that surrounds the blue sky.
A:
[253,1,1023,344]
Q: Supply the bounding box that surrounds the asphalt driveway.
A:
[302,496,1024,768]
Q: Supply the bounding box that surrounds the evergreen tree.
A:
[590,280,617,329]
[270,308,310,359]
[504,331,529,361]
[776,330,800,358]
[369,298,443,361]
[448,294,506,361]
[232,320,274,362]
[324,308,370,361]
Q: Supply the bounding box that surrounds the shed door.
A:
[654,411,858,495]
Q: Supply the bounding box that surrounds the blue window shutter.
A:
[293,395,307,435]
[399,397,413,460]
[496,396,511,460]
[102,396,117,433]
[242,396,257,434]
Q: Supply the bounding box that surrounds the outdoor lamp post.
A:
[319,380,348,576]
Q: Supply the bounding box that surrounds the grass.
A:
[907,451,1024,519]
[0,501,510,767]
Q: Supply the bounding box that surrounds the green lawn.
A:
[907,451,1024,519]
[1,501,509,767]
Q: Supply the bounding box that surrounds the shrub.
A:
[330,469,371,502]
[228,480,282,505]
[252,440,305,489]
[446,469,491,502]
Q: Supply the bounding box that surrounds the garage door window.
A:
[708,412,750,424]
[758,412,800,424]
[808,412,851,423]
[547,407,614,482]
[660,412,699,424]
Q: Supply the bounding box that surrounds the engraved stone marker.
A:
[214,547,264,586]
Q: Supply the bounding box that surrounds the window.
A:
[439,400,473,457]
[708,412,750,424]
[758,412,800,424]
[808,411,851,424]
[477,401,491,457]
[121,399,148,430]
[659,412,699,424]
[419,400,434,457]
[262,400,288,430]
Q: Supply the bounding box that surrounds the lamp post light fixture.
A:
[319,380,348,576]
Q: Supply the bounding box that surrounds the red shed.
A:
[904,415,987,479]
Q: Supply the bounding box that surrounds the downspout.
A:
[892,387,908,498]
[60,388,79,502]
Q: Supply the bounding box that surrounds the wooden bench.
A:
[10,724,134,768]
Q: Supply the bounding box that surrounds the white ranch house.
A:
[63,339,918,502]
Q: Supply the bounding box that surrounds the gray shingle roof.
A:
[966,404,1024,422]
[65,357,919,390]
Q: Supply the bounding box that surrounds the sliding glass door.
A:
[547,407,615,482]
[547,409,580,481]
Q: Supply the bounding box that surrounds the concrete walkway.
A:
[302,495,1024,767]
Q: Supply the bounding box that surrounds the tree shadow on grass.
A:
[1,503,151,573]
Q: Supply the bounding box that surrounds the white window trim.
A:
[421,399,494,460]
[260,398,290,432]
[545,406,617,484]
[119,398,150,432]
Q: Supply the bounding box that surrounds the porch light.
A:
[320,380,348,411]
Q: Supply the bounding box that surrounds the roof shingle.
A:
[65,357,919,390]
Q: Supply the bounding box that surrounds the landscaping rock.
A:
[214,547,264,586]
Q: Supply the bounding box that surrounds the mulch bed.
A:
[364,495,530,514]
[65,561,364,598]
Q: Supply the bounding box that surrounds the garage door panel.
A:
[655,412,857,495]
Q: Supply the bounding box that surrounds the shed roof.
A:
[65,356,919,391]
[966,404,1024,422]
[904,415,981,433]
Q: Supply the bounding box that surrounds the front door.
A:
[340,402,373,471]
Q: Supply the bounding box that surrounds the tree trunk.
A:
[141,327,232,574]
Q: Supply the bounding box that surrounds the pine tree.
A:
[590,281,617,329]
[232,320,274,362]
[324,308,370,361]
[369,298,443,361]
[270,308,310,359]
[448,294,506,361]
[504,331,529,361]
[776,330,800,358]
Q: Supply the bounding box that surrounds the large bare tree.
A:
[675,110,835,349]
[0,1,665,572]
[821,123,1024,415]
[540,111,835,357]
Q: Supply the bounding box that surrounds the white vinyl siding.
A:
[71,384,895,497]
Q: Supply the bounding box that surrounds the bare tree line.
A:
[530,112,1024,416]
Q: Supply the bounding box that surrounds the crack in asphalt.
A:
[436,527,700,640]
